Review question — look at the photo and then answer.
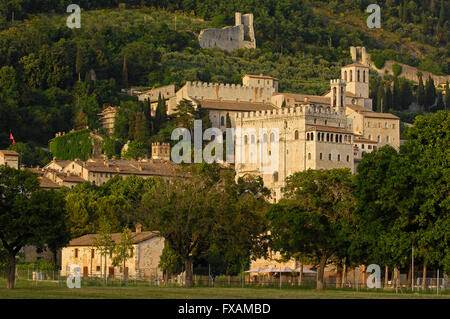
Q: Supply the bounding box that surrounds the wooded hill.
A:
[0,0,448,159]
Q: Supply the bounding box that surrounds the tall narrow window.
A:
[294,130,299,140]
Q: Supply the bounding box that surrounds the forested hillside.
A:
[0,0,448,160]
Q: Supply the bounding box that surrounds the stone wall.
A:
[198,12,256,52]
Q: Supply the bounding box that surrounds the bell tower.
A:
[341,63,369,99]
[330,79,347,109]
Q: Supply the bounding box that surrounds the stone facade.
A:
[137,85,175,116]
[98,106,117,136]
[351,45,450,87]
[234,97,354,202]
[60,231,164,280]
[0,150,19,169]
[199,12,256,52]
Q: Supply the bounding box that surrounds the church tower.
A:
[330,79,347,109]
[341,63,369,99]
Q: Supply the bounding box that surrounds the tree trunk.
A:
[185,258,193,288]
[316,253,327,290]
[422,263,427,289]
[7,251,16,289]
[407,264,412,288]
[103,255,107,284]
[341,263,347,288]
[361,264,367,288]
[336,264,342,288]
[299,263,303,286]
[384,265,389,288]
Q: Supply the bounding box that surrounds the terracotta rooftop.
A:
[192,99,277,112]
[0,150,19,156]
[346,104,399,120]
[68,231,160,246]
[39,176,61,189]
[306,125,354,135]
[80,158,182,177]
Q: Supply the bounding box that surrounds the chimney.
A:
[135,224,142,233]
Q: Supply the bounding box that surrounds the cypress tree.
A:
[424,76,436,110]
[400,81,413,110]
[417,74,425,107]
[445,81,450,109]
[376,84,385,112]
[385,85,393,111]
[436,91,445,110]
[439,0,445,26]
[122,55,128,89]
[393,78,400,110]
[155,93,167,132]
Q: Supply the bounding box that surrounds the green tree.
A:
[445,81,450,109]
[417,74,425,107]
[0,167,69,289]
[376,84,385,112]
[93,216,115,284]
[158,241,184,281]
[112,227,134,282]
[435,91,445,110]
[154,93,167,133]
[267,169,356,290]
[424,75,436,110]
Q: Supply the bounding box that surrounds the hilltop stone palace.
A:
[140,51,400,202]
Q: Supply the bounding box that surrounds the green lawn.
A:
[0,280,448,299]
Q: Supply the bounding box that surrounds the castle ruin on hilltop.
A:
[198,12,256,52]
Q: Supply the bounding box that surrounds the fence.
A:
[0,266,448,292]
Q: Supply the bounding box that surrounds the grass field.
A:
[0,280,448,299]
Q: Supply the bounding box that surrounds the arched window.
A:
[308,153,311,160]
[306,133,310,141]
[244,135,248,144]
[339,135,342,143]
[337,154,341,162]
[357,70,360,82]
[332,87,337,106]
[349,70,353,82]
[363,70,366,83]
[294,130,299,140]
[335,134,339,143]
[270,133,275,143]
[386,136,389,143]
[346,155,350,162]
[220,116,225,126]
[330,134,334,142]
[320,153,323,160]
[263,134,268,143]
[273,171,278,182]
[311,132,314,141]
[326,133,330,142]
[377,135,380,143]
[318,133,321,142]
[329,153,332,161]
[344,71,347,81]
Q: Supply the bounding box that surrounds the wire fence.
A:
[0,266,448,293]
